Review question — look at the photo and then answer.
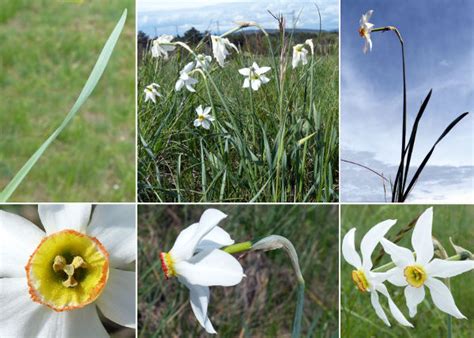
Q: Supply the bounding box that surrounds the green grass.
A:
[138,205,338,337]
[137,31,338,202]
[0,0,135,201]
[341,205,474,338]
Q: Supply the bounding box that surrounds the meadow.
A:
[138,204,339,337]
[341,205,474,337]
[137,29,339,202]
[0,0,135,201]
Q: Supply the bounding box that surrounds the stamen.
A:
[352,269,370,292]
[404,265,427,288]
[52,255,87,288]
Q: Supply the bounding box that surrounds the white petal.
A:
[404,285,425,317]
[242,78,250,88]
[170,209,227,260]
[182,61,195,73]
[87,205,136,268]
[39,204,91,235]
[385,267,408,287]
[186,84,196,93]
[175,249,243,286]
[184,282,216,334]
[0,210,44,277]
[425,277,466,319]
[380,238,414,268]
[256,66,271,75]
[426,259,474,278]
[412,207,434,265]
[175,79,184,91]
[370,289,391,326]
[172,223,233,253]
[96,269,136,328]
[0,278,108,338]
[202,119,211,129]
[341,228,362,269]
[194,119,201,127]
[361,219,396,270]
[251,79,261,91]
[375,283,413,327]
[238,68,250,76]
[203,106,212,115]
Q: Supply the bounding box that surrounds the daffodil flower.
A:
[292,41,312,69]
[193,105,215,130]
[151,34,176,59]
[195,54,212,70]
[0,204,136,337]
[160,209,244,334]
[342,220,413,327]
[144,83,161,103]
[381,207,474,319]
[175,61,199,92]
[359,10,374,53]
[211,35,238,67]
[238,62,271,91]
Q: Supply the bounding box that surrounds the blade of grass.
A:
[0,9,127,202]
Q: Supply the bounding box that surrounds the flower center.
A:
[404,265,427,288]
[25,229,109,312]
[351,269,370,292]
[160,252,176,279]
[358,27,367,38]
[250,72,259,81]
[198,114,205,122]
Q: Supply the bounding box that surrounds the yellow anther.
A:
[52,256,66,272]
[352,269,370,292]
[404,265,427,288]
[52,255,87,288]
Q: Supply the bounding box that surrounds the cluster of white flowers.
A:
[342,207,474,327]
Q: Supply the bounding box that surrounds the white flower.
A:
[195,54,212,70]
[193,105,215,129]
[211,35,238,67]
[0,204,136,337]
[144,83,161,103]
[160,209,244,334]
[175,61,199,92]
[305,39,314,55]
[359,10,374,53]
[151,34,176,59]
[342,220,413,327]
[238,62,271,91]
[381,207,474,319]
[292,44,309,69]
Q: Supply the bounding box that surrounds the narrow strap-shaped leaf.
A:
[0,9,127,202]
[403,112,469,200]
[401,89,433,193]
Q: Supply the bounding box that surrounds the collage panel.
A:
[340,0,473,203]
[0,204,136,337]
[137,0,339,202]
[138,204,338,336]
[0,0,136,202]
[341,204,474,336]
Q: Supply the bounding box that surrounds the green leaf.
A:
[0,9,127,202]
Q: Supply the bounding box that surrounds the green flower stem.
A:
[372,253,464,273]
[222,241,253,254]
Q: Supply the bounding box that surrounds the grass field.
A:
[138,205,338,337]
[137,31,338,202]
[0,0,135,201]
[341,205,474,337]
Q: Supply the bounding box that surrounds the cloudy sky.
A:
[137,0,339,37]
[341,0,474,202]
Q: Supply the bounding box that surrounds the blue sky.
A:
[341,0,474,202]
[137,0,339,37]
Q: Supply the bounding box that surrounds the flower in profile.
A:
[175,62,199,92]
[359,10,374,53]
[211,35,238,67]
[160,209,244,334]
[381,207,474,319]
[292,44,309,69]
[144,83,161,103]
[195,54,212,70]
[305,39,315,55]
[193,105,215,129]
[151,34,176,59]
[0,204,136,337]
[238,62,271,91]
[342,219,413,327]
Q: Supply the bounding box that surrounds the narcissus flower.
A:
[342,220,413,327]
[193,105,215,129]
[144,83,161,103]
[381,207,474,319]
[211,35,238,67]
[175,62,199,92]
[195,54,212,70]
[305,39,314,55]
[160,209,244,334]
[359,10,374,53]
[0,204,136,337]
[238,62,271,91]
[151,34,176,59]
[292,44,309,69]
